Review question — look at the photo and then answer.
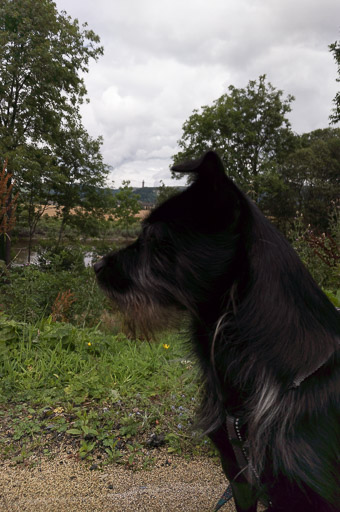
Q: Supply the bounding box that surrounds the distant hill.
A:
[109,186,158,206]
[110,186,185,207]
[134,187,159,206]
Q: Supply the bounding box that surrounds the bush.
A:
[287,211,340,292]
[37,245,85,271]
[0,263,109,326]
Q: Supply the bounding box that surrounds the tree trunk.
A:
[0,235,5,262]
[5,235,11,266]
[56,214,67,250]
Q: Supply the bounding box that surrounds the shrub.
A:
[0,264,109,326]
[287,211,340,292]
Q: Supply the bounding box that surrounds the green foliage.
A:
[0,260,108,326]
[324,289,340,308]
[0,0,105,262]
[287,210,340,292]
[0,0,103,149]
[281,128,340,230]
[172,75,295,200]
[38,245,85,271]
[329,40,340,124]
[111,181,141,232]
[51,121,110,246]
[172,73,339,232]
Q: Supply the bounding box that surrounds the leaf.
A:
[66,428,82,436]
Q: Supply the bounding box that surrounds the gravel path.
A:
[0,452,240,512]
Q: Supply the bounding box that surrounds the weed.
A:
[51,289,76,322]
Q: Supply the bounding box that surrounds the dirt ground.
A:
[0,451,239,512]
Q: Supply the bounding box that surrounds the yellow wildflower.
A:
[53,407,64,415]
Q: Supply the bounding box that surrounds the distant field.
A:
[39,205,150,219]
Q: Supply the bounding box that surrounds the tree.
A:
[329,41,340,124]
[0,0,103,262]
[51,121,109,247]
[280,128,340,229]
[0,0,102,148]
[13,145,56,262]
[112,181,141,232]
[172,75,295,200]
[0,159,18,261]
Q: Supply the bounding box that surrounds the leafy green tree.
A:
[68,187,114,239]
[13,145,56,262]
[0,0,103,262]
[172,75,295,200]
[51,121,109,247]
[112,181,141,232]
[280,128,340,229]
[329,40,340,124]
[0,0,102,149]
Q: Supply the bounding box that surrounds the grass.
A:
[0,314,215,468]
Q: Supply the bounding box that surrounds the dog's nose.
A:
[93,258,105,274]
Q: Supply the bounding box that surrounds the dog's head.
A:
[94,151,249,333]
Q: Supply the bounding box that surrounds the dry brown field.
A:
[39,205,150,220]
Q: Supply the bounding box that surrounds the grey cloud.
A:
[55,0,340,186]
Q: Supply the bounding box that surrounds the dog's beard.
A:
[106,288,184,340]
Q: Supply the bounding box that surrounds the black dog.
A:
[94,151,340,511]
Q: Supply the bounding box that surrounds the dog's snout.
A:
[93,258,105,274]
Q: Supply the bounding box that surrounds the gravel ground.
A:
[0,451,240,512]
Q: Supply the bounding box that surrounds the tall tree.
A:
[329,40,340,124]
[0,0,103,262]
[0,0,102,148]
[51,121,109,247]
[0,159,18,261]
[172,75,295,200]
[14,145,55,262]
[280,128,340,229]
[112,181,141,232]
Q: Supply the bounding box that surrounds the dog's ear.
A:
[171,151,243,230]
[171,151,226,183]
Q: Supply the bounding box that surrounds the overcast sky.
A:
[55,0,340,188]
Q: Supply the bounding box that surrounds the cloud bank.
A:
[55,0,340,186]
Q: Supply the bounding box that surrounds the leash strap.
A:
[214,484,233,511]
[213,415,249,510]
[226,414,250,475]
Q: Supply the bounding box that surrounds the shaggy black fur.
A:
[94,151,340,511]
